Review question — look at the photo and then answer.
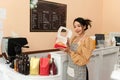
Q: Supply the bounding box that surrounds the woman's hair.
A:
[73,17,92,30]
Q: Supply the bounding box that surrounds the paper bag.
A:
[30,57,40,75]
[54,26,72,49]
[40,57,50,76]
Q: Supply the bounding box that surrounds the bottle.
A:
[14,55,19,72]
[18,54,24,74]
[24,54,30,75]
[50,58,57,75]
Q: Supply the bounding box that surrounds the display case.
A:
[0,51,68,80]
[87,46,119,80]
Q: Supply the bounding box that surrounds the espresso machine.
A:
[1,37,29,68]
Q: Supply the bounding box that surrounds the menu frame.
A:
[30,0,67,32]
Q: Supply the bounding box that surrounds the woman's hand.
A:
[65,38,71,52]
[66,38,70,47]
[64,47,71,53]
[59,38,71,53]
[59,47,70,53]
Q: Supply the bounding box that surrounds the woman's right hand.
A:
[65,38,71,52]
[59,38,71,53]
[59,47,70,53]
[66,38,70,47]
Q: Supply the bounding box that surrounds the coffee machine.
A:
[1,37,29,67]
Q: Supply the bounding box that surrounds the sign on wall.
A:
[30,0,67,32]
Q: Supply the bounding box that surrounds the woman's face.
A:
[73,21,85,36]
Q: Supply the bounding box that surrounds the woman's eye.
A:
[78,25,81,27]
[74,26,76,28]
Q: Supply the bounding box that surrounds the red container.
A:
[40,58,50,76]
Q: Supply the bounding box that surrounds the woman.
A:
[64,17,94,80]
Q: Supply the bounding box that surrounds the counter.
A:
[0,46,119,80]
[0,51,68,80]
[87,46,119,80]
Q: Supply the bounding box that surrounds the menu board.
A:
[30,0,67,32]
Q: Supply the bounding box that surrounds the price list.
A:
[30,0,67,32]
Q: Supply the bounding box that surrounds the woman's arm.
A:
[69,37,94,66]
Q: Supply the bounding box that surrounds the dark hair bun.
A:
[73,17,92,30]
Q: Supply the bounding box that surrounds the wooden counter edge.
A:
[0,48,60,58]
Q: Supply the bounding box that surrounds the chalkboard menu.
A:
[30,0,67,32]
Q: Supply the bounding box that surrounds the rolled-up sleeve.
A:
[69,37,94,66]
